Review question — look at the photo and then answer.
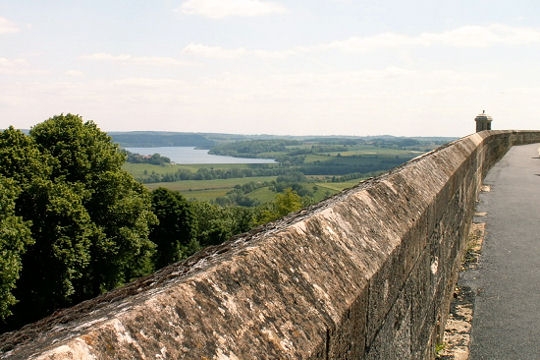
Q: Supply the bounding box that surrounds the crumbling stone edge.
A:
[438,185,490,359]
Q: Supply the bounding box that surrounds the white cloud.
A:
[183,44,248,59]
[0,57,26,68]
[182,43,295,60]
[65,70,84,77]
[81,53,190,67]
[426,24,540,47]
[181,24,540,62]
[177,0,287,19]
[82,53,131,61]
[0,57,43,75]
[111,77,183,88]
[321,24,540,52]
[0,16,19,34]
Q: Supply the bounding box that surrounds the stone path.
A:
[465,143,540,359]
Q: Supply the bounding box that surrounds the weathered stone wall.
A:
[2,130,540,360]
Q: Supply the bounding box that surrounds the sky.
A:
[1,0,540,137]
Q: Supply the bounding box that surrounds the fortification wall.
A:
[2,130,540,360]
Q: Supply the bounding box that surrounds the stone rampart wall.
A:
[2,130,540,360]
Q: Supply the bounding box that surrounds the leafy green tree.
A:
[275,188,303,217]
[0,114,157,327]
[150,188,196,268]
[0,177,33,320]
[253,188,303,225]
[191,202,235,246]
[30,114,155,298]
[28,114,157,296]
[190,202,253,247]
[0,126,50,184]
[29,114,125,182]
[82,170,156,295]
[13,179,95,322]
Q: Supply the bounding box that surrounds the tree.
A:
[190,202,254,247]
[0,126,50,184]
[252,188,303,225]
[12,179,95,323]
[0,114,157,327]
[28,114,157,297]
[274,188,303,217]
[29,114,125,182]
[0,177,33,320]
[150,188,196,268]
[191,202,235,246]
[82,170,156,295]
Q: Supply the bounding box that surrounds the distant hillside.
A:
[108,131,457,152]
[109,132,215,148]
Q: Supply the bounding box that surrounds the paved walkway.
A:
[467,143,540,359]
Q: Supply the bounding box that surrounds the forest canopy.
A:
[0,114,157,328]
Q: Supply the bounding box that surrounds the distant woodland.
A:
[0,114,452,334]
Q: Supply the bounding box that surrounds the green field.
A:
[123,162,255,179]
[136,174,365,203]
[141,176,274,201]
[245,187,278,203]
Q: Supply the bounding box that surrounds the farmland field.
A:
[143,176,276,196]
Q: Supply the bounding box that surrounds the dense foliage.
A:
[0,176,33,320]
[139,163,284,183]
[0,115,157,328]
[150,188,196,268]
[110,132,214,148]
[124,150,171,165]
[209,139,301,158]
[251,188,303,225]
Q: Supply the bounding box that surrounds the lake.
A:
[125,147,276,164]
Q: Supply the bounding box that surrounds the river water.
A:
[125,147,275,165]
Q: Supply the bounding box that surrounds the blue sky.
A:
[1,0,540,137]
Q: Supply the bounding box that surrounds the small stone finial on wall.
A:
[475,111,492,132]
